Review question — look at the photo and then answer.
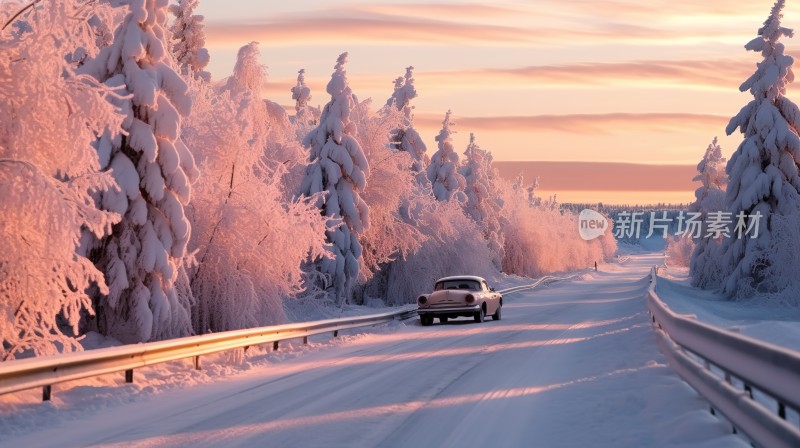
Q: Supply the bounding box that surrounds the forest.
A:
[0,0,616,360]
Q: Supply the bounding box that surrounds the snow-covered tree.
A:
[291,69,315,135]
[527,176,540,207]
[499,181,616,277]
[345,97,425,303]
[386,67,429,177]
[292,69,312,119]
[512,172,524,194]
[382,198,499,305]
[81,0,199,343]
[713,0,800,297]
[461,133,505,268]
[300,52,371,304]
[427,110,466,201]
[0,0,124,358]
[169,0,210,82]
[666,234,694,268]
[185,92,328,331]
[691,137,727,214]
[689,137,727,287]
[226,41,264,94]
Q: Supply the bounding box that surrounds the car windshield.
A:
[434,280,481,291]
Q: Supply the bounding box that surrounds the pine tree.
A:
[386,67,428,176]
[169,0,211,82]
[81,0,199,342]
[691,137,727,214]
[291,68,318,141]
[461,133,505,268]
[716,0,800,297]
[426,110,466,201]
[300,52,370,304]
[690,137,728,287]
[292,69,312,124]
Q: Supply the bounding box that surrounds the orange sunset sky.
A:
[195,0,800,205]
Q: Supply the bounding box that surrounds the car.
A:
[417,275,502,326]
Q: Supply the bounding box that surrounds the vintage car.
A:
[417,275,502,326]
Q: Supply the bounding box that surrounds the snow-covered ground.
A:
[656,266,800,352]
[0,254,748,447]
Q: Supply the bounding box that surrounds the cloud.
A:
[561,0,764,19]
[349,3,524,20]
[411,59,753,91]
[260,57,753,107]
[207,16,541,47]
[204,10,730,48]
[413,113,729,134]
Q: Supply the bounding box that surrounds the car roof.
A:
[435,275,486,283]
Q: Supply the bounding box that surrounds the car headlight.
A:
[418,296,428,305]
[465,294,475,303]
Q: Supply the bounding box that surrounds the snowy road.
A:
[4,254,745,447]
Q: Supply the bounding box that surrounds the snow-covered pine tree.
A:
[0,0,124,359]
[292,69,314,132]
[81,0,199,343]
[300,52,370,304]
[716,0,800,297]
[461,133,505,268]
[689,137,727,285]
[169,0,210,82]
[691,137,728,214]
[386,67,429,176]
[349,94,426,303]
[427,110,466,201]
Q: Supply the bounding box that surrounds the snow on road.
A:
[656,266,800,353]
[1,254,747,447]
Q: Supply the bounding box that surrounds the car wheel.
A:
[474,307,485,323]
[492,305,502,321]
[439,316,448,324]
[420,316,432,326]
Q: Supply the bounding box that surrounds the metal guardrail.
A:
[0,272,582,402]
[0,306,417,401]
[647,267,800,448]
[498,272,583,296]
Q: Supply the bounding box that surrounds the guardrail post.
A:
[273,341,279,351]
[778,402,786,420]
[42,385,51,402]
[194,355,201,370]
[303,336,308,345]
[744,384,753,399]
[125,369,133,383]
[333,330,339,338]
